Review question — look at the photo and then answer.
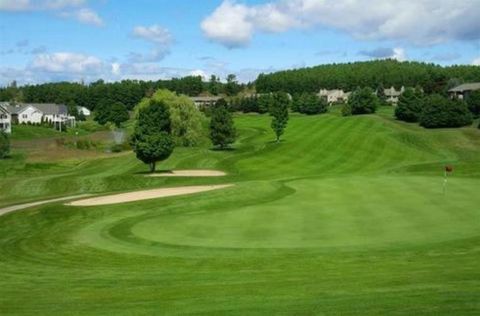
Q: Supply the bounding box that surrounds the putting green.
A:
[93,176,479,250]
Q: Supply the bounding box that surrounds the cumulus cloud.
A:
[132,25,172,45]
[30,52,104,74]
[0,0,85,11]
[473,57,480,66]
[202,0,480,48]
[130,25,173,62]
[60,8,103,26]
[0,0,103,27]
[359,47,407,61]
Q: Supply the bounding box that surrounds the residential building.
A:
[77,106,91,117]
[0,103,11,134]
[190,96,222,107]
[384,86,405,105]
[448,83,480,100]
[317,89,351,104]
[7,103,76,127]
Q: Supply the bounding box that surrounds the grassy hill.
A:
[0,108,479,314]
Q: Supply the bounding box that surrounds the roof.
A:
[190,96,222,102]
[5,103,68,115]
[384,86,404,97]
[449,83,480,93]
[0,103,9,114]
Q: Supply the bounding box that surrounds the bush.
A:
[420,94,473,128]
[293,93,328,115]
[346,87,379,115]
[0,132,10,159]
[466,90,480,117]
[76,120,104,133]
[395,88,424,122]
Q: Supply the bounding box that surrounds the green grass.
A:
[1,108,480,315]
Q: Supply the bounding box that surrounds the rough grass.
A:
[1,108,480,315]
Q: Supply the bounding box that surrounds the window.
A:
[22,114,28,118]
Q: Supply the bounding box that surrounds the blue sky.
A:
[0,0,479,85]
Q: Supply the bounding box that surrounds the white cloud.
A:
[473,57,480,66]
[391,48,407,61]
[132,25,172,45]
[0,0,85,11]
[200,1,253,48]
[202,0,480,48]
[0,0,31,11]
[30,52,104,74]
[111,63,121,76]
[60,8,104,26]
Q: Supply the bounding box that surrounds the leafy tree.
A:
[132,100,174,172]
[110,102,130,127]
[293,93,328,115]
[0,132,9,159]
[67,101,79,119]
[258,94,274,114]
[135,89,206,146]
[395,88,424,122]
[420,94,473,128]
[346,87,379,115]
[210,99,236,149]
[208,75,220,95]
[225,74,241,96]
[466,90,480,117]
[270,92,290,142]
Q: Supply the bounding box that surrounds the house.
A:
[384,86,405,105]
[7,103,76,127]
[77,106,91,117]
[448,83,480,100]
[0,103,11,134]
[317,89,351,104]
[190,96,222,107]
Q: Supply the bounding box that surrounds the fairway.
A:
[1,109,480,315]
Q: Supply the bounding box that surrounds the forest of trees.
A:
[255,60,480,95]
[0,75,245,112]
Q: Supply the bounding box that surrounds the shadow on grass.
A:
[134,169,173,175]
[209,147,236,152]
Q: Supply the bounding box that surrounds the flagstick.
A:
[443,170,447,195]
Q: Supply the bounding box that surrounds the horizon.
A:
[1,0,479,86]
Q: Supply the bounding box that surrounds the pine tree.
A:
[210,99,236,149]
[270,92,290,142]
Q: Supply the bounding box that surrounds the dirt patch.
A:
[66,184,233,207]
[147,170,227,177]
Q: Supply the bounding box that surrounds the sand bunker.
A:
[147,170,227,177]
[0,194,92,217]
[66,184,233,207]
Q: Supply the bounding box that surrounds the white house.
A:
[7,103,76,127]
[77,106,91,117]
[0,103,11,134]
[384,86,405,105]
[13,104,44,124]
[190,96,222,108]
[318,89,351,104]
[448,83,480,100]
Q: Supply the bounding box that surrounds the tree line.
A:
[0,74,246,112]
[255,59,480,95]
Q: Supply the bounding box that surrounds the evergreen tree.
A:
[132,100,174,172]
[346,87,379,115]
[376,83,387,105]
[395,88,424,122]
[270,92,290,142]
[466,90,480,117]
[210,99,236,149]
[225,74,240,96]
[420,95,473,128]
[0,131,9,159]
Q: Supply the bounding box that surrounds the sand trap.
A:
[0,194,92,217]
[66,184,233,207]
[147,169,227,177]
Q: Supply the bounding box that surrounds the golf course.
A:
[1,107,480,315]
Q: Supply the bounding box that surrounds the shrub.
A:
[466,90,480,117]
[0,132,10,159]
[395,88,424,122]
[293,93,328,115]
[347,87,379,115]
[420,94,473,128]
